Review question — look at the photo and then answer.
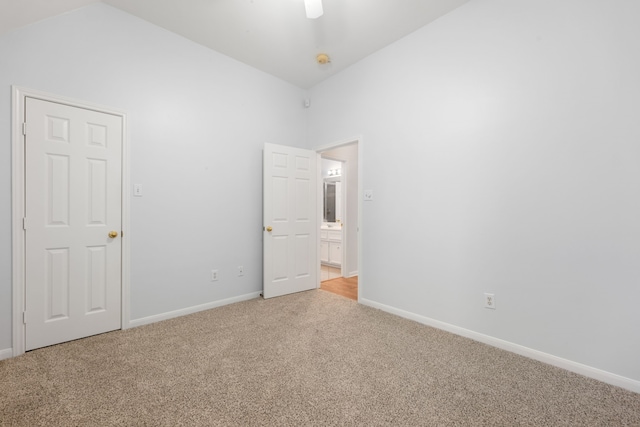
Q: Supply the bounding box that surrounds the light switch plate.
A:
[133,184,143,197]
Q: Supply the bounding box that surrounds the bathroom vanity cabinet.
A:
[320,227,342,280]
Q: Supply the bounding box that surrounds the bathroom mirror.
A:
[322,157,343,224]
[324,181,336,222]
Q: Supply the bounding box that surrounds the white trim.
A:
[360,297,640,394]
[316,153,322,288]
[0,348,13,361]
[128,292,262,328]
[356,139,363,303]
[120,110,131,330]
[339,160,347,276]
[11,87,26,357]
[11,86,130,356]
[315,136,362,153]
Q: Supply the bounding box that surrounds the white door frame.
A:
[11,86,131,356]
[316,136,363,302]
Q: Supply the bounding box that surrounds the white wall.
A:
[323,144,359,277]
[0,3,307,351]
[308,0,640,384]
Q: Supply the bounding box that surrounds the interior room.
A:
[319,143,359,300]
[320,157,345,280]
[1,0,639,424]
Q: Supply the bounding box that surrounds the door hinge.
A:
[22,122,27,136]
[23,312,27,324]
[23,217,26,230]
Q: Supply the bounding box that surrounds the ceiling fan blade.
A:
[304,0,323,19]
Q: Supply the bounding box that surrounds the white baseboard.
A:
[346,270,358,278]
[359,298,640,394]
[0,348,13,360]
[128,291,262,328]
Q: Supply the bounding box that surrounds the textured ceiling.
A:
[1,0,470,89]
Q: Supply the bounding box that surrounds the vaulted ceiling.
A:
[0,0,470,88]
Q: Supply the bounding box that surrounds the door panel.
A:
[25,97,122,351]
[263,143,317,298]
[87,245,107,313]
[45,248,70,320]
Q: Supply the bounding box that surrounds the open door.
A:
[263,143,317,299]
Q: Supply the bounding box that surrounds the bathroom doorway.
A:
[317,140,360,301]
[320,157,344,282]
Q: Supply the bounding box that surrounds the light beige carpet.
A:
[1,289,639,426]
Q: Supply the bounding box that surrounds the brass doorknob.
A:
[265,226,273,232]
[108,231,118,238]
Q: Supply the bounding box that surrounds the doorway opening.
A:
[317,139,361,301]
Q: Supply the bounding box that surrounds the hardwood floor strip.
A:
[320,276,358,300]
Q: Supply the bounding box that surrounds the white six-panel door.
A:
[263,143,317,299]
[25,97,123,351]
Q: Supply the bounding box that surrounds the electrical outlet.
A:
[484,293,496,309]
[238,265,244,276]
[211,270,219,281]
[363,189,374,201]
[133,184,143,197]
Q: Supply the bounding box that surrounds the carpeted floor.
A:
[1,289,639,426]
